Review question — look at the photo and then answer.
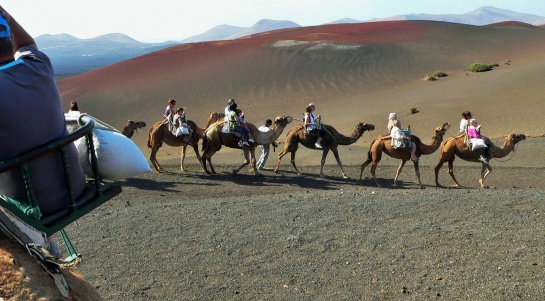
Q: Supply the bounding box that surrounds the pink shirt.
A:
[467,126,480,139]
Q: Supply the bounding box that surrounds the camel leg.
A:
[250,148,261,176]
[274,148,289,174]
[289,151,303,176]
[447,157,462,187]
[393,160,407,186]
[413,160,423,188]
[434,160,446,187]
[150,146,163,173]
[201,154,211,174]
[370,162,382,188]
[358,159,372,184]
[207,157,216,174]
[233,149,251,175]
[180,145,187,172]
[319,148,330,178]
[201,148,215,174]
[331,148,348,179]
[479,163,493,188]
[189,142,205,172]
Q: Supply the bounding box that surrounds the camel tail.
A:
[146,128,153,148]
[201,134,208,152]
[367,139,377,160]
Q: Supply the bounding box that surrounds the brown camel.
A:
[274,122,376,178]
[122,120,147,138]
[201,116,293,175]
[146,112,224,172]
[435,133,526,188]
[358,123,450,188]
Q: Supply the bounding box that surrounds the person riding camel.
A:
[227,103,250,147]
[467,119,490,164]
[390,119,418,162]
[172,107,192,146]
[304,103,326,149]
[163,98,176,131]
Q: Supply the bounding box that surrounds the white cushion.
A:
[470,138,487,151]
[75,129,151,180]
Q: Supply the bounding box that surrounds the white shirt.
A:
[459,119,469,133]
[224,106,231,121]
[390,126,405,140]
[258,125,271,132]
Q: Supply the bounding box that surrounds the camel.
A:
[201,115,293,175]
[358,123,450,188]
[274,122,376,178]
[435,133,526,188]
[121,120,147,138]
[146,112,224,172]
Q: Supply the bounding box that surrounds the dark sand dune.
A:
[57,20,545,152]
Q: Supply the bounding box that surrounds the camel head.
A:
[128,120,147,130]
[358,122,375,132]
[208,111,225,120]
[507,133,526,144]
[433,123,450,137]
[273,115,293,128]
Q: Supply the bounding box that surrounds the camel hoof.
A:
[342,175,349,179]
[232,169,238,175]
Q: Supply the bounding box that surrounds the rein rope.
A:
[493,143,518,162]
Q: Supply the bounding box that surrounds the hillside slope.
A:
[57,21,545,150]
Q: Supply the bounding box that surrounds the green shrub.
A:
[467,63,494,72]
[433,71,447,78]
[424,74,437,81]
[504,59,511,65]
[410,107,419,114]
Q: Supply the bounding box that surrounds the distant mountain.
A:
[367,6,544,26]
[328,18,361,24]
[36,33,178,77]
[225,19,301,39]
[182,19,301,43]
[181,25,246,43]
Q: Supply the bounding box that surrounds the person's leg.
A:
[479,148,489,163]
[410,142,418,161]
[257,145,267,169]
[315,130,325,148]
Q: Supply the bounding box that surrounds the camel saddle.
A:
[391,128,412,149]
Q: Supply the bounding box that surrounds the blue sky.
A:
[2,0,544,43]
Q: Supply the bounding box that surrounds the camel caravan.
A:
[145,101,526,189]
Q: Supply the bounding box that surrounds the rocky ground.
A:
[57,157,545,300]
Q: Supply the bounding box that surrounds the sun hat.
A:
[307,103,315,108]
[0,13,11,38]
[388,113,397,119]
[228,98,235,104]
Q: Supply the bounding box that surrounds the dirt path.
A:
[57,162,545,300]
